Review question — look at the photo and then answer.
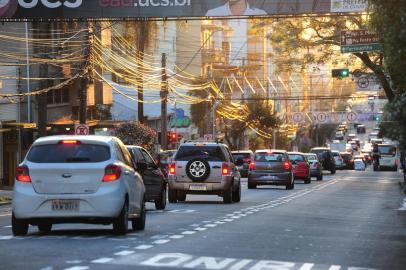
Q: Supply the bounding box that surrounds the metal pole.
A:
[161,53,168,150]
[25,22,31,123]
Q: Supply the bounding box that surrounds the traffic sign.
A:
[203,134,213,141]
[292,112,304,123]
[75,124,89,135]
[340,30,381,53]
[346,112,358,122]
[316,112,327,123]
[357,77,369,89]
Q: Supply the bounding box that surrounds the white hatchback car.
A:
[12,135,146,236]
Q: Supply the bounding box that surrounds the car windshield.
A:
[378,145,397,156]
[311,150,328,159]
[175,146,225,161]
[232,153,252,161]
[332,152,339,157]
[254,152,284,162]
[288,154,305,162]
[27,144,111,163]
[306,155,317,161]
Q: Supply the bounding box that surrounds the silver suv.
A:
[167,141,241,204]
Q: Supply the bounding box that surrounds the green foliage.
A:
[189,89,212,135]
[112,121,157,152]
[369,1,406,146]
[370,0,406,95]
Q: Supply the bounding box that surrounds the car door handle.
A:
[212,166,221,169]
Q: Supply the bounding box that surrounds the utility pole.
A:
[160,53,168,150]
[79,22,92,125]
[137,21,146,123]
[37,22,50,138]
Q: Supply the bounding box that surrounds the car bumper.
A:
[248,172,292,185]
[12,181,126,220]
[168,175,233,192]
[310,169,322,176]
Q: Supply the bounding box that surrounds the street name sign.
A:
[341,30,382,53]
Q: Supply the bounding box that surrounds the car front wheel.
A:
[12,213,28,236]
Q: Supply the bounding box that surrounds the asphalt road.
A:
[0,168,405,270]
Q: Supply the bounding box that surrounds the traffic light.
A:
[169,132,177,143]
[332,69,350,78]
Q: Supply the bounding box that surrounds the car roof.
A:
[126,145,144,150]
[181,141,224,147]
[304,153,317,156]
[33,135,115,146]
[255,149,286,153]
[287,152,304,155]
[311,147,329,150]
[231,150,253,154]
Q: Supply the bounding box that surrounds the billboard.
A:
[0,0,368,20]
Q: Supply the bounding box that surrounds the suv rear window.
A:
[175,146,226,162]
[378,145,396,156]
[254,152,284,162]
[27,144,111,163]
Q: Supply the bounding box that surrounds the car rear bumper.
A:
[248,172,292,185]
[168,175,233,192]
[310,169,322,176]
[12,181,126,220]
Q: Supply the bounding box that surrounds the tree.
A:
[254,15,395,101]
[112,121,157,153]
[369,0,406,148]
[223,94,281,150]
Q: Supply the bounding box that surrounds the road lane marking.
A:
[63,267,89,270]
[114,250,135,256]
[194,227,207,231]
[298,263,315,270]
[169,235,184,239]
[153,239,171,244]
[135,245,153,250]
[91,258,113,263]
[181,231,196,235]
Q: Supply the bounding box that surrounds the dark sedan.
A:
[127,146,167,210]
[248,150,294,190]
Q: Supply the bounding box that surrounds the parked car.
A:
[248,150,294,190]
[288,152,311,184]
[340,152,354,170]
[304,153,323,180]
[127,146,167,210]
[347,133,356,142]
[310,147,336,174]
[231,150,254,178]
[167,141,241,204]
[374,144,398,171]
[331,150,344,169]
[12,136,146,236]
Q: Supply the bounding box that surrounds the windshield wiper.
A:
[65,157,91,162]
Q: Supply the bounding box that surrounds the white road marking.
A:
[204,224,217,228]
[299,263,315,270]
[91,258,113,264]
[135,245,154,250]
[63,267,89,270]
[0,235,13,240]
[169,235,184,239]
[181,231,196,235]
[194,227,207,231]
[151,234,169,239]
[3,225,11,228]
[153,239,171,244]
[0,213,11,217]
[114,250,135,256]
[328,266,341,270]
[66,260,82,264]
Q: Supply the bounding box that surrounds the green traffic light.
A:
[341,69,349,76]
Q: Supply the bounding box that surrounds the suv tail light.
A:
[222,163,230,176]
[168,163,176,175]
[395,159,398,167]
[249,162,255,171]
[283,161,292,171]
[16,165,31,183]
[102,164,121,182]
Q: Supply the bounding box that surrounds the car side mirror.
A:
[137,162,148,172]
[235,159,244,166]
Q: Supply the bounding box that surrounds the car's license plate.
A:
[52,200,80,211]
[189,184,207,191]
[261,175,276,180]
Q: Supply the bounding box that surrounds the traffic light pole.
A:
[161,53,168,150]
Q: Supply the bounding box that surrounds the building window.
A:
[47,88,70,104]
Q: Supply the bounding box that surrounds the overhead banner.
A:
[0,0,368,20]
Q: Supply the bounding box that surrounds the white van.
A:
[377,144,398,171]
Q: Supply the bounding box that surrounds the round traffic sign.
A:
[317,112,327,123]
[75,124,89,135]
[357,77,369,89]
[292,112,304,123]
[346,112,358,122]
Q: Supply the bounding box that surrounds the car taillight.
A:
[59,140,81,145]
[395,160,398,167]
[283,161,291,170]
[102,164,121,182]
[16,165,31,183]
[168,163,176,175]
[222,163,230,176]
[249,162,255,171]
